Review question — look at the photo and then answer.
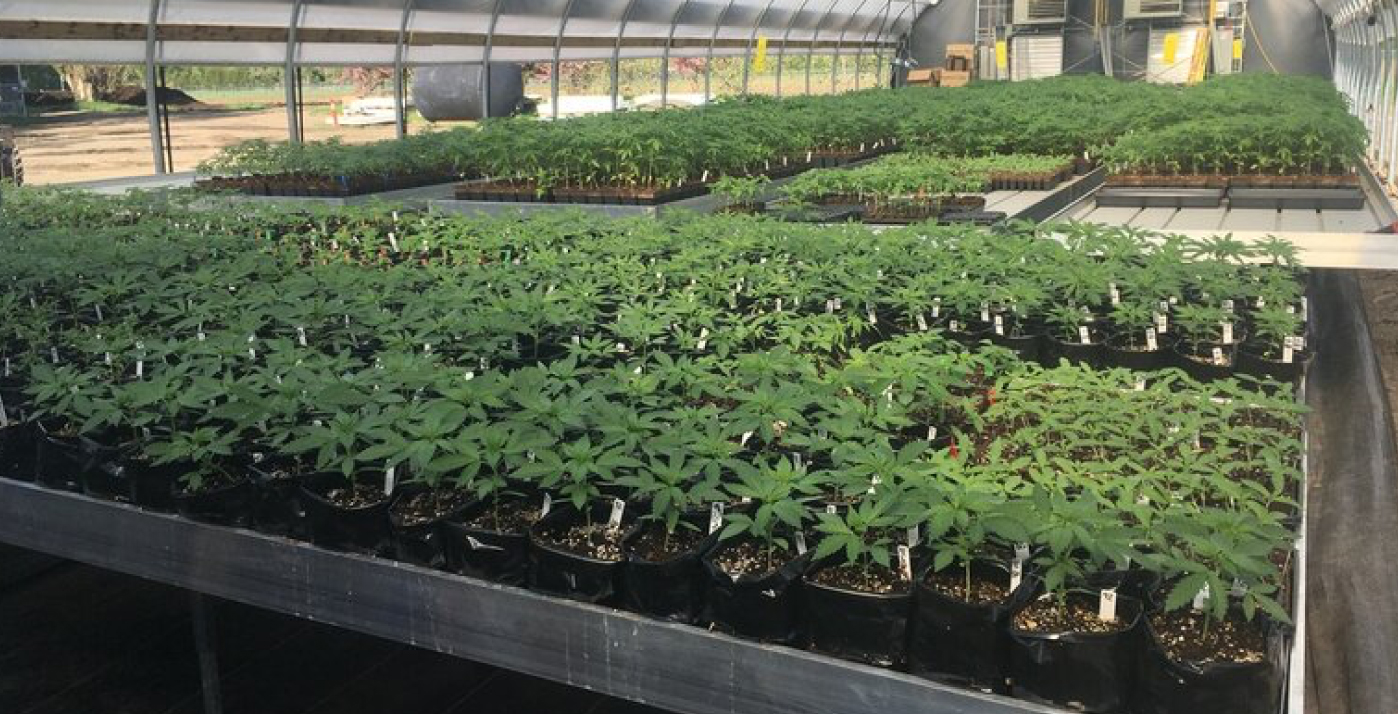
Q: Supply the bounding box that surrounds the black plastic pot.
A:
[1041,334,1104,369]
[1133,613,1286,714]
[1104,332,1173,372]
[800,560,914,667]
[909,560,1034,692]
[1008,589,1143,714]
[34,425,86,492]
[944,319,993,347]
[527,503,627,604]
[121,458,180,512]
[441,498,535,586]
[0,423,36,482]
[1172,342,1236,382]
[700,538,809,644]
[621,522,717,624]
[1235,345,1311,384]
[247,459,303,536]
[297,471,396,555]
[388,485,475,569]
[173,475,257,527]
[990,330,1042,363]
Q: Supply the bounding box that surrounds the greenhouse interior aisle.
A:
[0,546,669,714]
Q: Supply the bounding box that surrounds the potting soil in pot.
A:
[801,561,913,667]
[623,525,714,623]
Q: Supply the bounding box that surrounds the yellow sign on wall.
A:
[995,40,1008,70]
[1232,38,1244,60]
[1163,32,1179,64]
[753,36,768,72]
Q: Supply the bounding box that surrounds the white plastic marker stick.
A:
[1099,589,1118,622]
[1155,312,1168,333]
[741,431,755,447]
[1283,337,1295,365]
[297,326,308,347]
[1212,347,1225,365]
[1223,299,1234,313]
[1193,582,1211,611]
[906,525,920,547]
[1014,543,1031,563]
[794,531,808,555]
[927,426,938,442]
[1146,327,1158,351]
[917,313,929,332]
[388,232,400,253]
[94,303,103,322]
[1079,326,1092,345]
[709,502,725,534]
[540,493,553,519]
[1009,559,1023,591]
[1222,322,1234,345]
[867,307,878,326]
[932,299,942,319]
[0,394,8,428]
[826,504,838,515]
[994,315,1005,336]
[949,319,960,333]
[609,499,626,529]
[135,359,144,379]
[1109,283,1120,305]
[697,328,710,351]
[384,465,396,495]
[897,545,913,581]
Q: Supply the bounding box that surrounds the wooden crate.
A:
[940,70,971,87]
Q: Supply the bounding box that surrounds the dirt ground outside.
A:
[10,105,406,185]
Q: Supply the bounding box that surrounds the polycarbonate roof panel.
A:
[0,0,924,64]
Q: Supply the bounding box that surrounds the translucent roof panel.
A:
[0,0,924,65]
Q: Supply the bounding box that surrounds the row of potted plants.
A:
[194,74,1362,203]
[0,190,1305,714]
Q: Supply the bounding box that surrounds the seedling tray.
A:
[1227,188,1366,210]
[1094,187,1227,209]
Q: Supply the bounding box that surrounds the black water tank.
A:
[412,63,525,121]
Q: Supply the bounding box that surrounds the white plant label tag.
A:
[1222,322,1234,345]
[1135,378,1147,391]
[701,170,709,182]
[740,431,754,447]
[794,531,808,555]
[1146,328,1158,351]
[776,298,783,312]
[897,545,913,581]
[297,327,308,347]
[1009,560,1023,592]
[825,299,835,314]
[1283,344,1295,364]
[383,465,396,495]
[608,499,626,529]
[0,394,8,428]
[697,328,710,351]
[1223,299,1234,313]
[926,426,938,442]
[932,299,942,318]
[1014,543,1031,563]
[980,306,991,323]
[50,347,59,364]
[949,319,960,333]
[1155,312,1168,333]
[906,525,920,547]
[1212,347,1225,365]
[994,315,1005,336]
[709,502,724,534]
[1301,297,1309,321]
[1078,326,1091,345]
[1193,582,1211,611]
[540,493,552,519]
[916,313,929,332]
[833,297,842,311]
[867,307,878,326]
[3,359,9,377]
[94,303,103,322]
[1099,589,1118,622]
[388,232,400,252]
[135,359,144,379]
[826,504,838,515]
[1109,283,1120,305]
[806,151,813,162]
[105,352,112,366]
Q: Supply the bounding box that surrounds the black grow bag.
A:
[990,331,1042,363]
[441,498,534,586]
[800,560,914,667]
[33,424,88,492]
[173,476,257,527]
[0,423,36,482]
[1236,346,1311,384]
[701,539,810,644]
[622,522,717,624]
[388,485,475,569]
[247,459,302,536]
[1104,332,1174,372]
[121,457,181,512]
[297,471,396,555]
[909,560,1035,692]
[1133,613,1287,714]
[1041,334,1105,369]
[527,502,627,604]
[1008,589,1144,714]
